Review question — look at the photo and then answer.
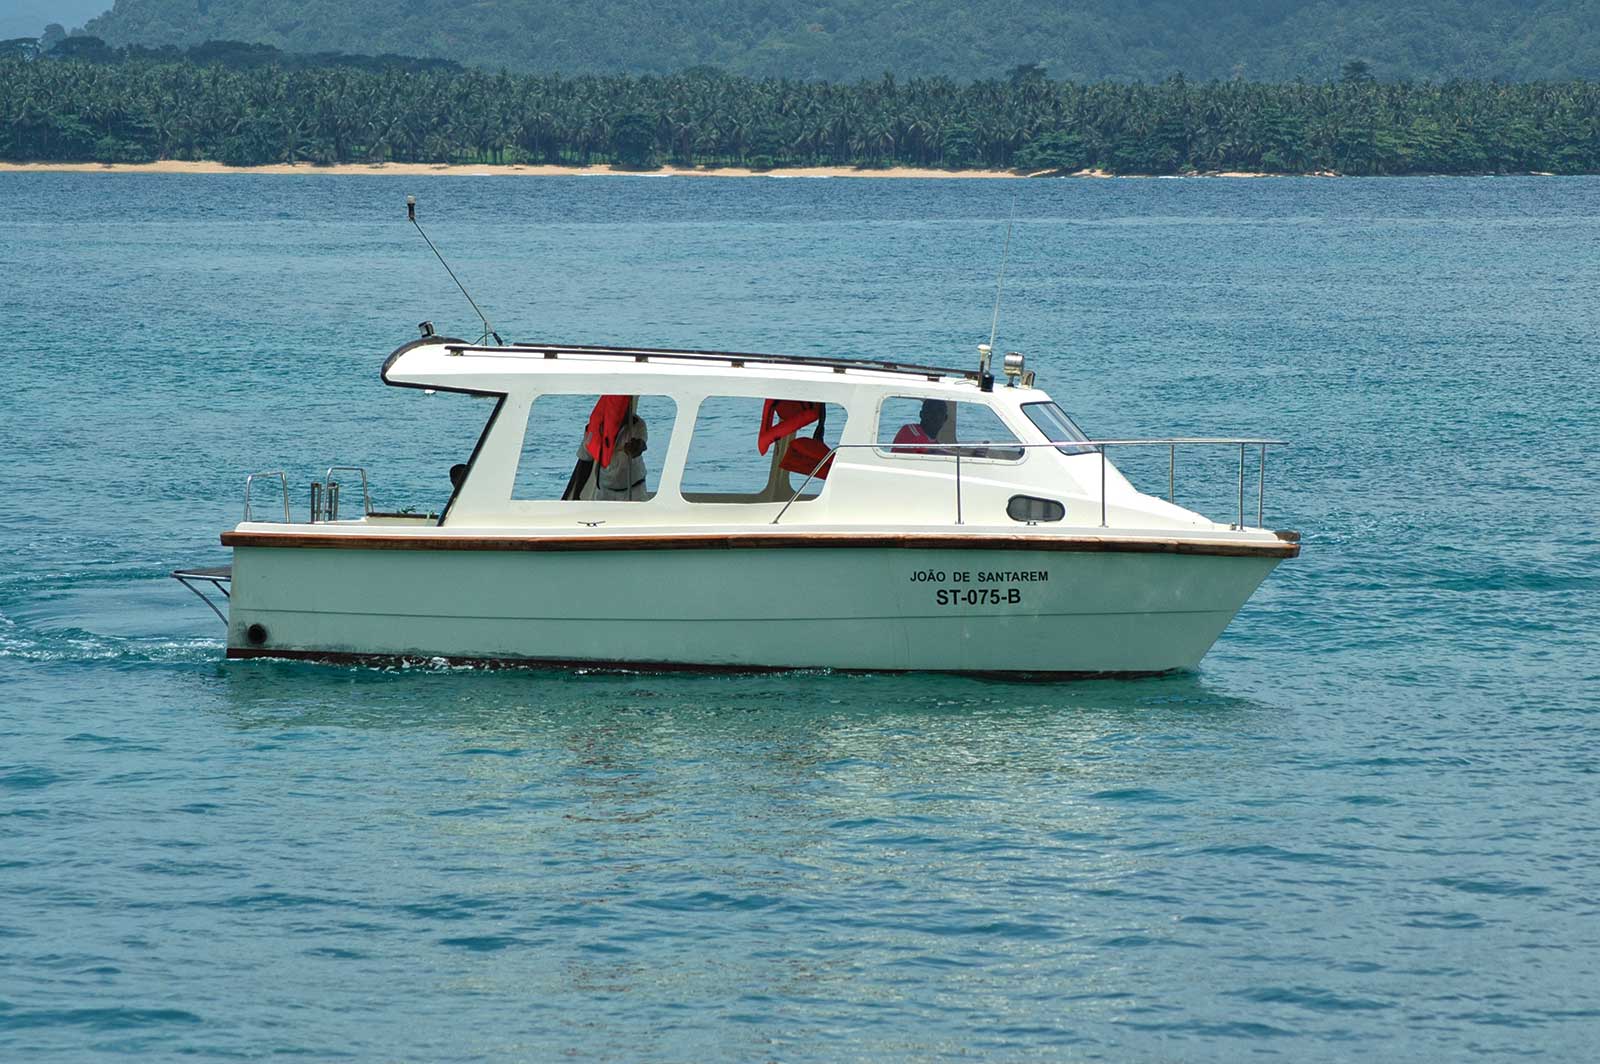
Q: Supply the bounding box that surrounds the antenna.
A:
[407,195,503,346]
[976,198,1015,392]
[987,211,1014,353]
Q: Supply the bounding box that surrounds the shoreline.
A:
[0,160,1564,179]
[0,160,1026,178]
[0,159,1308,179]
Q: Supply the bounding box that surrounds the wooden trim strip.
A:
[221,529,1300,559]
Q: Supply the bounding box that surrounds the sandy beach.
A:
[0,159,1309,179]
[0,160,1030,178]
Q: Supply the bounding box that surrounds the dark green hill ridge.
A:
[6,56,1599,175]
[80,0,1600,82]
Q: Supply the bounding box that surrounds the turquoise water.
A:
[2,173,1598,1059]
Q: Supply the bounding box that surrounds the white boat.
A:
[174,334,1298,677]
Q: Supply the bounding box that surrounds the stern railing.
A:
[315,466,372,521]
[244,466,375,524]
[243,471,290,523]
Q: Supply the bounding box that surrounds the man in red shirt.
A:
[892,399,950,454]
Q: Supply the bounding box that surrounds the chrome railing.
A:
[243,471,291,523]
[246,466,374,524]
[321,466,372,521]
[772,438,1287,528]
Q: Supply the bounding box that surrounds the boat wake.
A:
[0,612,223,666]
[0,567,224,667]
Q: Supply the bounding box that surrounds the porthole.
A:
[1007,495,1065,523]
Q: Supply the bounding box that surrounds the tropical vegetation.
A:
[3,48,1599,175]
[76,0,1600,84]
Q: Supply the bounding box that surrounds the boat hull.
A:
[223,540,1285,676]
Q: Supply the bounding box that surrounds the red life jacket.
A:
[584,395,633,466]
[758,399,822,454]
[780,434,834,480]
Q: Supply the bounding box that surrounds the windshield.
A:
[1021,402,1097,455]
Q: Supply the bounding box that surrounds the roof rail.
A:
[438,340,982,383]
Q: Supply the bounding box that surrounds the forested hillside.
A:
[79,0,1600,83]
[5,57,1598,174]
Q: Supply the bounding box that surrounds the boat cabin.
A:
[363,337,1217,533]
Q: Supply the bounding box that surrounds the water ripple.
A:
[2,173,1597,1063]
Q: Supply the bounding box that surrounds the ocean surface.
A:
[2,172,1597,1060]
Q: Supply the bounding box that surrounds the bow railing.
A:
[771,439,1287,528]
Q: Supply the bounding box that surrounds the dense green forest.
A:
[4,51,1599,175]
[73,0,1600,83]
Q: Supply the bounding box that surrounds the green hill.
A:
[78,0,1600,82]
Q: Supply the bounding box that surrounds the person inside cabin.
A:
[449,463,469,492]
[569,395,649,501]
[892,399,950,454]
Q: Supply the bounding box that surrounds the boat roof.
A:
[453,340,983,381]
[381,336,1041,399]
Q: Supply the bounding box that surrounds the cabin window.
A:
[1021,402,1097,455]
[875,397,1024,460]
[512,393,677,501]
[681,395,847,502]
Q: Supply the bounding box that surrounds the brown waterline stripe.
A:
[221,529,1300,559]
